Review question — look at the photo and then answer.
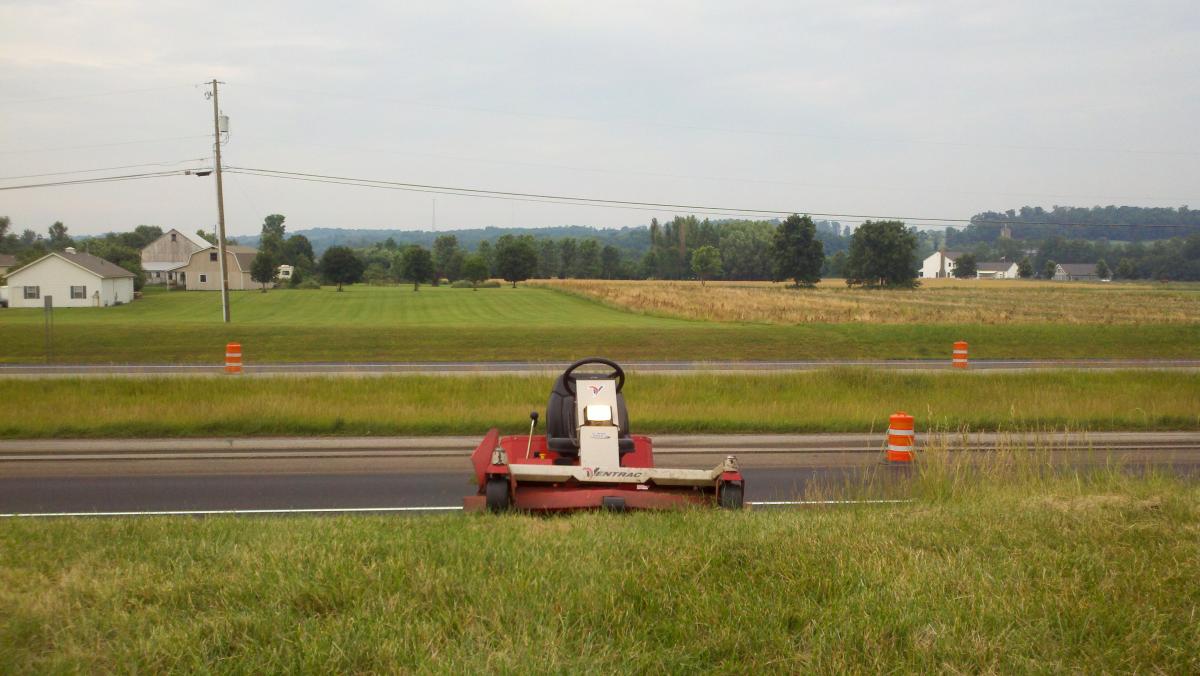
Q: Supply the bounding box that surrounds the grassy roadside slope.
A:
[2,469,1197,672]
[1,286,1197,362]
[2,370,1196,438]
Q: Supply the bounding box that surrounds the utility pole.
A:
[208,79,231,323]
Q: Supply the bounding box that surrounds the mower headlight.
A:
[583,404,613,425]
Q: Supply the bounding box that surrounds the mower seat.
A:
[545,373,634,458]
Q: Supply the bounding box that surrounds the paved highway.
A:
[3,432,1198,515]
[2,359,1199,378]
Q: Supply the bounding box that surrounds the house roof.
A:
[0,254,16,268]
[143,261,188,272]
[170,229,214,250]
[977,261,1016,272]
[8,250,135,279]
[1057,263,1098,275]
[941,251,965,260]
[186,245,260,271]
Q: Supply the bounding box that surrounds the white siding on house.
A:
[920,251,957,278]
[5,255,133,308]
[179,246,265,290]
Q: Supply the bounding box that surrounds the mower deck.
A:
[465,429,744,512]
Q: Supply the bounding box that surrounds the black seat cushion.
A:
[545,373,633,457]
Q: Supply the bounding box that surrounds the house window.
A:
[171,233,177,242]
[23,286,40,300]
[199,274,208,283]
[210,252,218,262]
[71,286,87,299]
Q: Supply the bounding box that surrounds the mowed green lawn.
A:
[0,285,1197,363]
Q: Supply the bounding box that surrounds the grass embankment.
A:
[536,278,1200,324]
[3,370,1196,438]
[3,464,1197,672]
[1,285,1197,363]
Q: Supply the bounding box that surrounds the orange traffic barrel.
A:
[886,412,915,463]
[225,342,243,374]
[952,341,969,369]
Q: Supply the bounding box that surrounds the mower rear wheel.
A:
[718,482,744,510]
[485,477,512,512]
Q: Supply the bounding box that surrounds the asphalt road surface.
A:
[2,359,1199,378]
[3,432,1198,515]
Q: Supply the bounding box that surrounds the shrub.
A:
[295,278,321,290]
[451,280,501,289]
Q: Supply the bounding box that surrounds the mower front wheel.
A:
[718,482,744,510]
[485,477,512,512]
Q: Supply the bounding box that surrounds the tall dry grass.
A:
[534,278,1200,324]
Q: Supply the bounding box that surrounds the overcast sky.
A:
[2,0,1197,238]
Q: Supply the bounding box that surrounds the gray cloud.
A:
[2,0,1197,236]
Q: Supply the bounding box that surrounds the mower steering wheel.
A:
[562,357,625,396]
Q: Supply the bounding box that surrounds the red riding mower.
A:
[465,357,744,512]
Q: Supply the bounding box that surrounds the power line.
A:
[0,158,209,181]
[0,135,211,155]
[0,84,193,105]
[226,166,1199,229]
[243,134,1199,204]
[0,169,196,192]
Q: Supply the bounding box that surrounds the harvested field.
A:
[534,278,1200,324]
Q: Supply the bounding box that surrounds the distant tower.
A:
[1000,224,1013,239]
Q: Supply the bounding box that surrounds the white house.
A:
[4,248,136,308]
[178,245,272,290]
[976,261,1020,279]
[141,228,212,285]
[920,250,962,278]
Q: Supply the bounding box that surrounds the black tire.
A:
[485,477,511,512]
[718,482,744,510]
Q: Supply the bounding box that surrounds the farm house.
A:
[3,248,135,308]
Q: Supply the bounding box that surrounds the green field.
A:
[3,370,1196,438]
[0,285,1198,363]
[3,462,1197,672]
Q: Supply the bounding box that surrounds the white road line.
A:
[1,499,912,517]
[749,499,913,506]
[0,505,464,518]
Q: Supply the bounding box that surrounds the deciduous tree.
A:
[320,246,364,291]
[399,246,434,291]
[461,254,489,290]
[495,234,538,287]
[250,252,276,292]
[690,245,722,285]
[953,254,978,279]
[772,214,824,287]
[843,220,919,288]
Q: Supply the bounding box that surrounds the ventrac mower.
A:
[465,357,744,512]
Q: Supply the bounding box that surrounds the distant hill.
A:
[234,225,653,255]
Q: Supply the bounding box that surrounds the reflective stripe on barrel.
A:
[886,412,915,462]
[952,340,969,369]
[225,342,242,374]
